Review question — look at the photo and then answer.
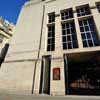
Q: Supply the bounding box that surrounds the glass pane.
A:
[63,36,67,42]
[66,23,69,28]
[90,25,95,32]
[52,38,55,44]
[69,10,73,18]
[52,32,55,37]
[73,41,78,48]
[62,30,66,35]
[48,13,55,23]
[48,39,51,44]
[68,42,72,49]
[51,44,55,51]
[67,36,71,41]
[83,20,88,25]
[97,4,100,12]
[79,21,83,26]
[80,27,84,32]
[48,27,52,31]
[61,12,64,16]
[85,26,89,31]
[72,35,77,40]
[83,40,88,47]
[88,40,93,47]
[62,24,65,29]
[67,29,70,34]
[86,32,91,39]
[81,34,86,39]
[71,27,75,33]
[63,43,67,49]
[47,45,50,51]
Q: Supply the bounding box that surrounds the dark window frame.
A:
[62,21,78,49]
[48,13,55,23]
[61,8,73,20]
[79,17,99,47]
[47,25,55,51]
[96,3,100,13]
[76,4,91,17]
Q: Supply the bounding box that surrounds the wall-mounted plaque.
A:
[53,68,60,80]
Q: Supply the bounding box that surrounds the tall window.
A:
[96,3,100,13]
[61,8,73,20]
[77,5,91,17]
[79,18,99,47]
[47,13,55,51]
[48,13,55,23]
[62,22,78,49]
[47,25,55,51]
[77,5,99,47]
[61,8,78,49]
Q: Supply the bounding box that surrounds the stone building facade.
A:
[0,0,100,96]
[0,17,14,65]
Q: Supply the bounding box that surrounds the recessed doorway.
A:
[64,52,100,95]
[39,56,51,94]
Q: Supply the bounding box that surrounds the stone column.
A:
[33,59,42,94]
[50,10,65,96]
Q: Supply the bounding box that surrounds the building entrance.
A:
[39,56,51,94]
[64,52,100,95]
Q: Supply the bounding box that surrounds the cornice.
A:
[23,0,45,7]
[23,0,56,7]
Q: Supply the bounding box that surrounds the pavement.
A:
[0,93,100,100]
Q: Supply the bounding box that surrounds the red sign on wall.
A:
[53,68,60,80]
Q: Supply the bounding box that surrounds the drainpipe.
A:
[32,4,45,94]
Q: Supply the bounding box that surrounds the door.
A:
[39,56,51,94]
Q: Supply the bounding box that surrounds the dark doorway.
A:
[64,53,100,95]
[39,56,51,94]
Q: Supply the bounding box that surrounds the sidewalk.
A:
[0,93,100,100]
